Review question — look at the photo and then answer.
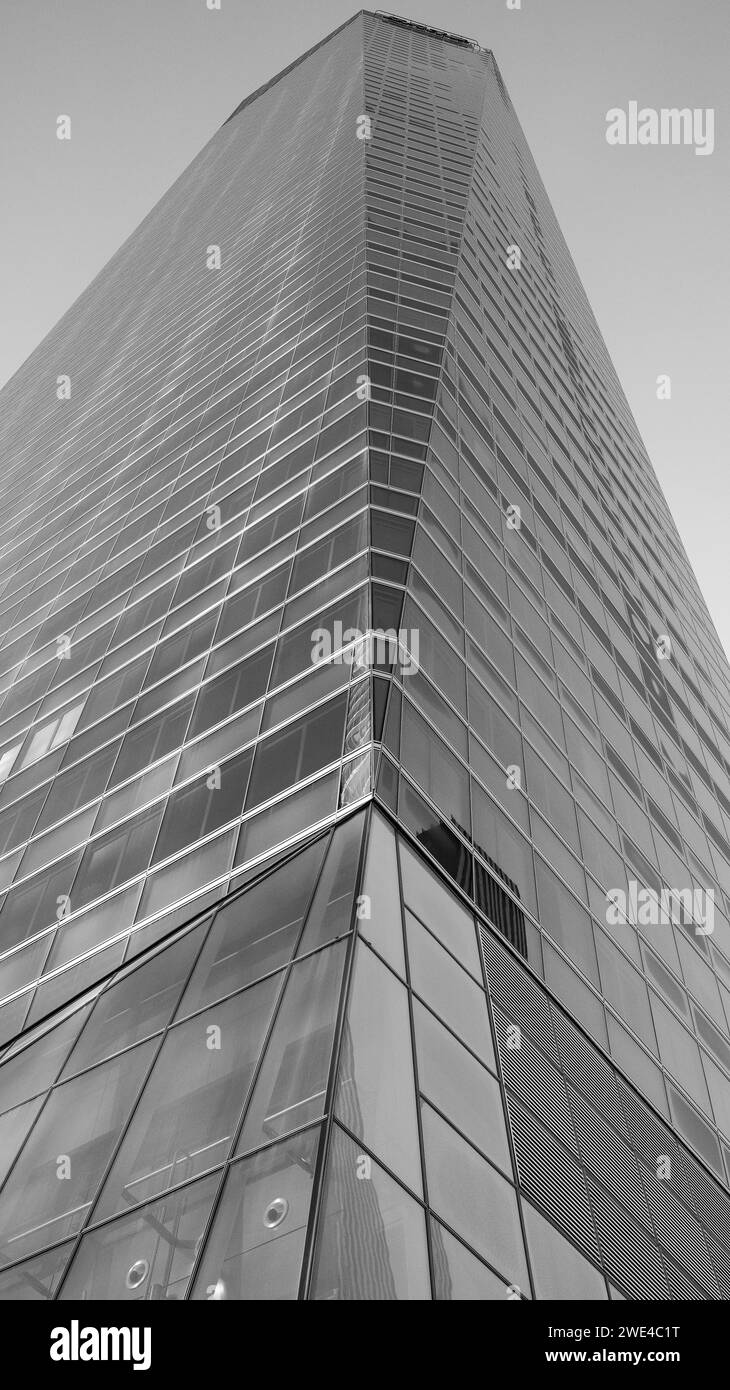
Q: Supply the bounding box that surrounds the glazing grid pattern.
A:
[357,14,730,1186]
[0,7,729,1295]
[0,805,729,1299]
[0,16,374,1037]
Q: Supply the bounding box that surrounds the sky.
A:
[1,0,728,658]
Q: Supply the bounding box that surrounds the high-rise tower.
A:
[0,11,729,1300]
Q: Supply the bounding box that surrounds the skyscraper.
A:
[0,9,729,1300]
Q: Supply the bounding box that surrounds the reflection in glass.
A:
[237,942,346,1155]
[93,974,282,1220]
[430,1220,512,1300]
[59,1173,220,1301]
[0,1242,73,1300]
[0,1042,156,1264]
[178,838,326,1016]
[61,925,207,1078]
[0,1096,45,1189]
[310,1125,429,1300]
[336,942,421,1193]
[420,1103,528,1288]
[357,809,405,975]
[295,811,364,954]
[190,1129,320,1300]
[522,1201,607,1300]
[413,1000,510,1173]
[406,912,494,1068]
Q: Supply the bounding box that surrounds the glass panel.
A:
[0,935,51,1007]
[246,693,347,811]
[25,939,127,1030]
[0,1041,156,1264]
[190,1128,320,1301]
[237,941,346,1154]
[336,942,421,1193]
[58,1172,220,1301]
[45,881,143,971]
[71,803,165,910]
[136,828,235,922]
[188,650,272,740]
[177,838,326,1016]
[109,698,194,788]
[233,771,338,869]
[652,994,711,1114]
[0,1241,74,1300]
[535,858,598,985]
[93,974,282,1220]
[295,811,364,954]
[310,1125,429,1301]
[61,926,207,1078]
[543,942,608,1048]
[413,1000,510,1174]
[522,1201,607,1300]
[472,784,539,918]
[0,1005,92,1113]
[406,912,494,1068]
[357,809,405,976]
[399,839,481,979]
[430,1219,513,1300]
[420,1103,528,1288]
[0,853,84,953]
[151,748,252,866]
[400,700,470,833]
[0,1096,45,1188]
[595,930,656,1051]
[93,758,176,835]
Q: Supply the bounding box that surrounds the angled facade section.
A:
[0,12,729,1300]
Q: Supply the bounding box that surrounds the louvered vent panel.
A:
[705,1231,730,1298]
[586,1179,670,1300]
[478,900,730,1291]
[617,1083,697,1210]
[682,1151,730,1251]
[478,923,557,1059]
[507,1095,600,1263]
[550,1007,627,1137]
[494,1006,577,1152]
[665,1258,711,1300]
[569,1090,653,1231]
[644,1176,720,1295]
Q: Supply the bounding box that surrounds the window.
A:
[72,802,165,911]
[246,693,347,810]
[413,1000,510,1173]
[178,839,326,1015]
[59,1172,219,1302]
[20,703,84,770]
[310,1125,429,1301]
[406,912,494,1067]
[190,1130,320,1301]
[335,942,421,1192]
[62,927,206,1078]
[93,974,281,1220]
[421,1103,528,1287]
[0,1042,155,1263]
[151,748,253,867]
[400,840,480,978]
[430,1220,512,1299]
[237,942,346,1155]
[401,700,470,834]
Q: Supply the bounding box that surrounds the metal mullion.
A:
[298,800,372,1300]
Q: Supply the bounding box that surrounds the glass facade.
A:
[0,11,729,1299]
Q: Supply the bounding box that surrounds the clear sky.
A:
[1,0,728,658]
